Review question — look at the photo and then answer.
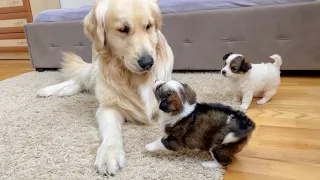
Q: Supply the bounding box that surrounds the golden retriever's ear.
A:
[149,0,162,30]
[83,6,106,52]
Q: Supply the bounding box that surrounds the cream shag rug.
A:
[0,72,240,180]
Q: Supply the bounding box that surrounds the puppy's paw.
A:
[145,143,158,152]
[94,142,126,176]
[257,98,268,105]
[233,97,241,103]
[220,159,232,167]
[201,161,221,168]
[145,137,168,152]
[240,104,249,112]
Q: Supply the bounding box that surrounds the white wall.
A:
[60,0,94,8]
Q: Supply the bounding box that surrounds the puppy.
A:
[221,53,282,111]
[145,80,255,168]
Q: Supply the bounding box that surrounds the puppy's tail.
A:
[222,113,256,145]
[59,52,98,91]
[270,54,282,69]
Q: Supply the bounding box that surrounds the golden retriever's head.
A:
[84,0,162,73]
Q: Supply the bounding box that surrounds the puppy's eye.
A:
[118,26,130,34]
[146,24,152,31]
[231,67,237,72]
[161,93,171,100]
[161,96,167,101]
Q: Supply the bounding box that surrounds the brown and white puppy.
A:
[221,53,282,111]
[146,80,255,168]
[37,0,174,176]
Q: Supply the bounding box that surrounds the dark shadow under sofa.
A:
[24,0,320,72]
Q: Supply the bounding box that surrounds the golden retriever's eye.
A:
[146,24,152,31]
[118,26,130,34]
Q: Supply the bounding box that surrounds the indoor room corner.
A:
[0,0,62,80]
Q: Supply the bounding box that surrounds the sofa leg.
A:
[36,68,45,72]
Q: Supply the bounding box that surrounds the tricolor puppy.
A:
[145,80,255,168]
[221,53,282,111]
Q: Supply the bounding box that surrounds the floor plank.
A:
[239,144,320,165]
[258,126,320,140]
[226,157,320,180]
[248,109,320,121]
[0,60,34,81]
[225,170,293,180]
[250,136,320,151]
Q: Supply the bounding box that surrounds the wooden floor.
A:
[0,60,34,81]
[225,77,320,179]
[1,60,320,180]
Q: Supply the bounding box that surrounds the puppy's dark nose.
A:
[222,70,226,75]
[138,55,154,70]
[159,101,170,112]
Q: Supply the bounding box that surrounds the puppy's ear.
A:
[240,58,252,72]
[181,84,197,104]
[223,52,234,61]
[84,3,107,52]
[154,80,164,91]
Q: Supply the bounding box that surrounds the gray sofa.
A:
[24,1,320,71]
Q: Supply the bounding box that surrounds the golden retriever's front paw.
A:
[94,142,126,176]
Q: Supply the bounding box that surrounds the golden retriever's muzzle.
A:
[138,55,154,71]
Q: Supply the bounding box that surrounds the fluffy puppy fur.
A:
[221,53,282,111]
[145,80,255,168]
[37,0,174,176]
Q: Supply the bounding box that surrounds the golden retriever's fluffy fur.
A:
[38,0,174,176]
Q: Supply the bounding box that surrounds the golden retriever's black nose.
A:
[138,55,154,70]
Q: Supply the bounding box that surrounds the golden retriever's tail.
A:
[270,54,282,70]
[60,52,88,79]
[59,52,98,91]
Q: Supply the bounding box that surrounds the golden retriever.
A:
[38,0,174,175]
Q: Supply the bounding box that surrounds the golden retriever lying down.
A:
[38,0,174,176]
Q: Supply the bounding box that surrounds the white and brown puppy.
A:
[146,80,255,168]
[221,53,282,111]
[37,0,174,176]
